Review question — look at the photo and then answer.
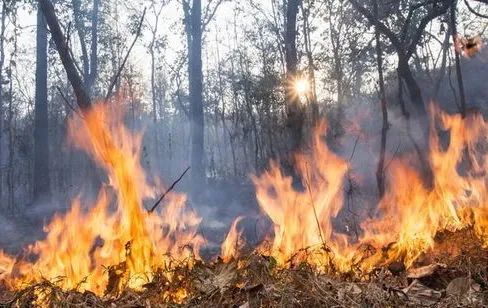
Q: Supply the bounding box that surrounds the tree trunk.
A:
[184,0,205,187]
[397,55,426,114]
[39,0,91,110]
[301,0,318,123]
[71,0,89,82]
[434,28,450,98]
[88,0,99,96]
[450,1,466,117]
[150,22,159,164]
[0,2,7,205]
[33,5,51,202]
[374,0,388,198]
[284,0,304,152]
[7,61,14,209]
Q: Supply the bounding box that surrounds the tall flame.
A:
[0,102,203,295]
[252,122,353,270]
[360,106,488,269]
[3,100,488,300]
[252,105,488,273]
[221,216,245,262]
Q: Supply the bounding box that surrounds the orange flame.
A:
[252,122,353,270]
[0,102,203,296]
[252,105,488,272]
[3,98,488,300]
[221,216,245,262]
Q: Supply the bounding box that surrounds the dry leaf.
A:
[337,283,362,301]
[407,263,446,279]
[446,277,480,297]
[402,280,442,306]
[195,261,237,295]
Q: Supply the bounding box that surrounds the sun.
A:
[294,78,310,96]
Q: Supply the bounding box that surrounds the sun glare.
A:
[294,78,310,96]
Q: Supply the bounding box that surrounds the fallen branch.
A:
[148,167,191,213]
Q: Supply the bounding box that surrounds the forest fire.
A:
[1,101,488,306]
[0,102,204,301]
[0,0,486,306]
[252,105,488,274]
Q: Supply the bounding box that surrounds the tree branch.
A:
[148,167,191,213]
[464,0,488,18]
[202,0,226,32]
[405,0,452,59]
[105,8,146,101]
[348,0,403,51]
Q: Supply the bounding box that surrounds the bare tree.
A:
[300,0,318,123]
[33,2,50,202]
[450,1,467,116]
[182,0,225,188]
[373,0,388,198]
[0,2,7,204]
[71,0,99,96]
[284,0,304,151]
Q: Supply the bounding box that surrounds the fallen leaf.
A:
[195,261,237,295]
[402,280,442,306]
[446,277,480,297]
[338,283,362,301]
[407,263,446,279]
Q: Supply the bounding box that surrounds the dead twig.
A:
[304,163,327,251]
[148,167,191,213]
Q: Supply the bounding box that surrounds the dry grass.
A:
[1,229,488,307]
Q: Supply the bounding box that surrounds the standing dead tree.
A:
[33,1,51,201]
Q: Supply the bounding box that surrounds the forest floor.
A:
[1,228,487,307]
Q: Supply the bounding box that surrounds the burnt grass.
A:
[1,228,488,307]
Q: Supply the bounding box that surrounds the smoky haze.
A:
[0,0,487,261]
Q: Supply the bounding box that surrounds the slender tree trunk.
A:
[301,0,318,123]
[434,28,451,98]
[215,31,230,169]
[184,0,205,187]
[450,1,466,117]
[284,0,304,152]
[88,0,99,96]
[374,0,388,198]
[71,0,89,82]
[33,5,51,202]
[0,2,7,205]
[150,29,159,164]
[7,62,14,209]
